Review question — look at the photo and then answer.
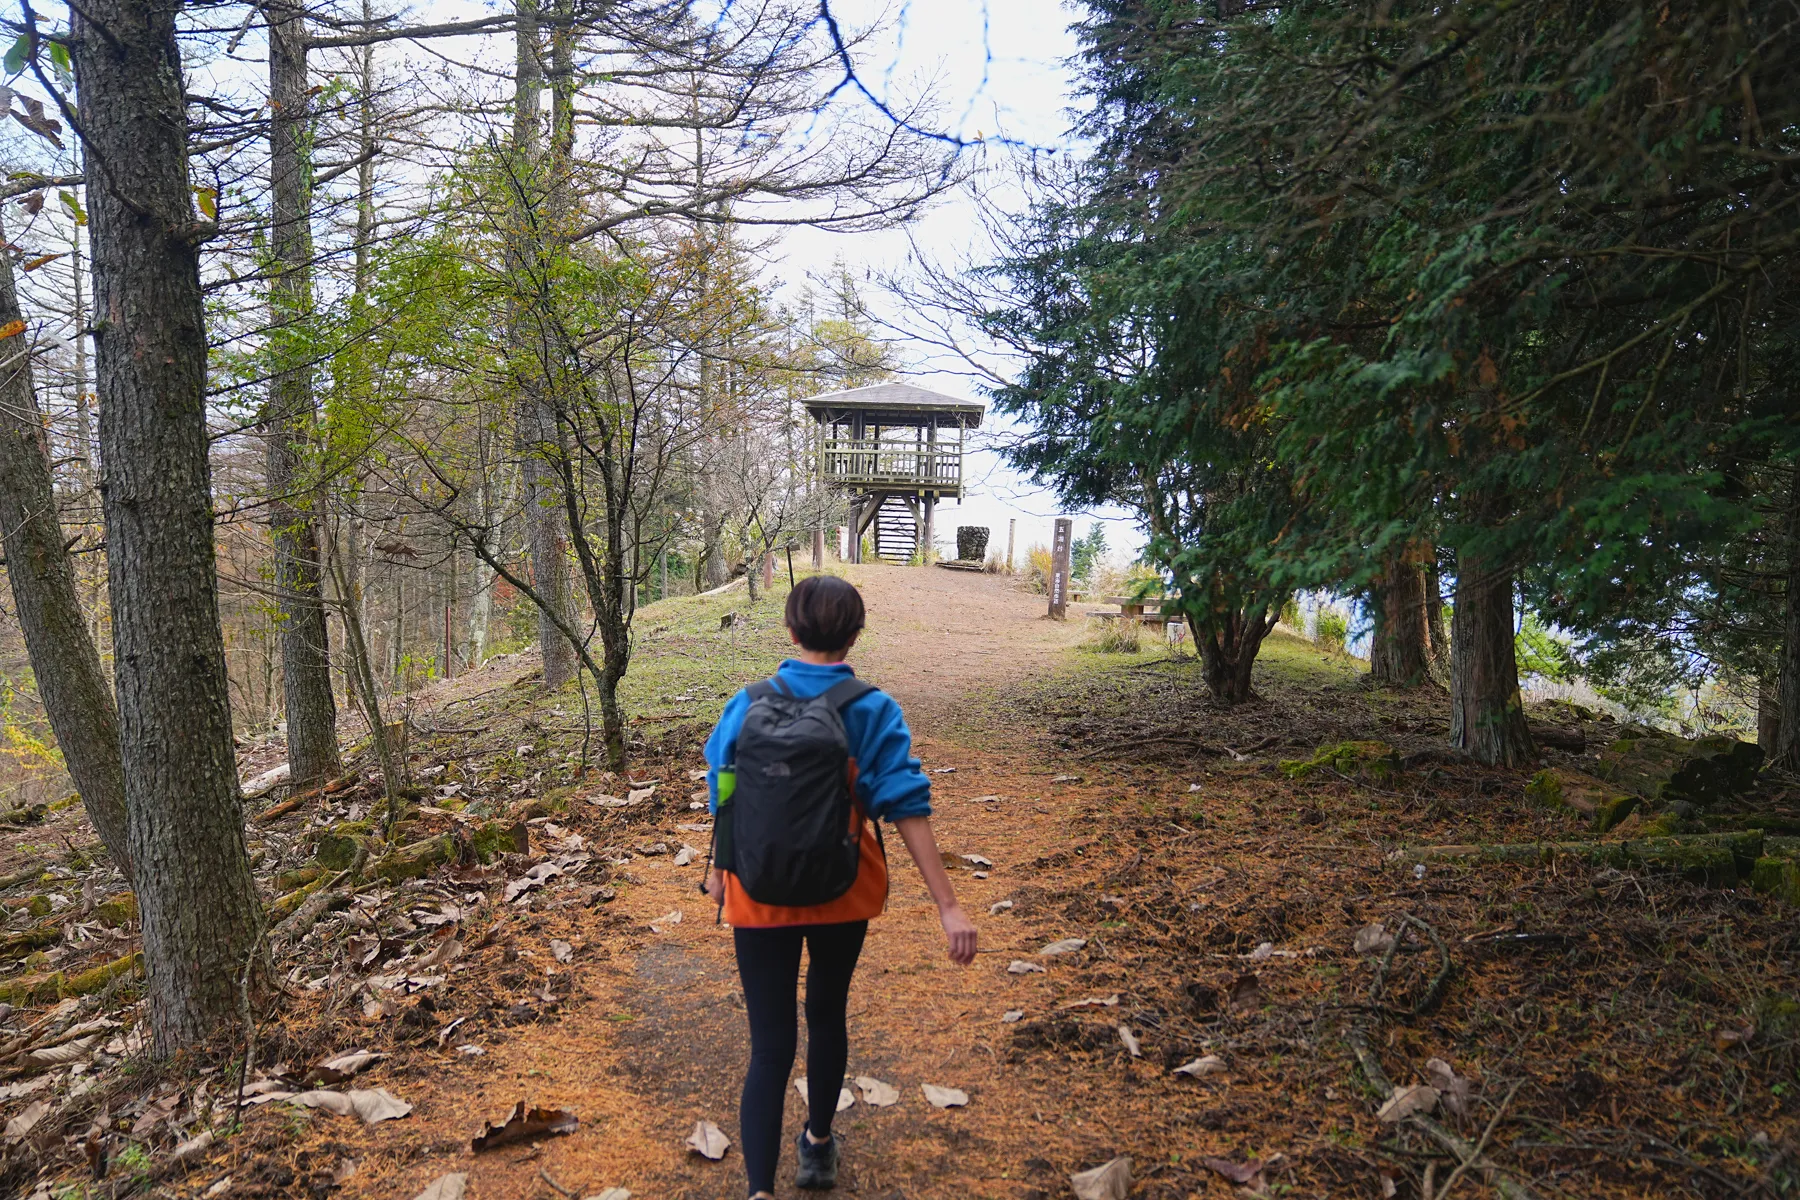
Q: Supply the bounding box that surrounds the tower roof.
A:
[803,381,984,428]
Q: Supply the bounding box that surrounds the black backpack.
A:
[715,675,878,907]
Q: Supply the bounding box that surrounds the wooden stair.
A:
[872,496,919,563]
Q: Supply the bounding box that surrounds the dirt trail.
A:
[376,567,1114,1200]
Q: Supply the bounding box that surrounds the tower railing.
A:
[820,438,962,489]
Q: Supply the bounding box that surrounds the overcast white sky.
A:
[773,0,1147,564]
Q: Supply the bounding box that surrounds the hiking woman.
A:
[704,575,978,1198]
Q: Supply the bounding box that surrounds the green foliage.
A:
[1515,614,1575,684]
[1069,523,1108,583]
[1313,608,1348,656]
[1086,618,1141,655]
[988,0,1800,720]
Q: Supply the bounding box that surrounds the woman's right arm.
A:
[894,816,978,965]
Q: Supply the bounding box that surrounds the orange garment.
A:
[722,812,888,928]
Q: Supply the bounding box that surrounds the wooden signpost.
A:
[1048,517,1073,620]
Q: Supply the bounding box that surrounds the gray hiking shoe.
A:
[794,1129,840,1190]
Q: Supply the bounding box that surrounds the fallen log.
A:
[255,771,358,823]
[1527,724,1586,753]
[0,950,142,1007]
[1412,831,1762,886]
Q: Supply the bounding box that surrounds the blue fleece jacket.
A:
[705,659,932,823]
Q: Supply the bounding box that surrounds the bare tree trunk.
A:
[1423,554,1449,676]
[265,0,341,785]
[1448,552,1536,766]
[507,0,576,692]
[1774,470,1800,772]
[325,529,404,823]
[1369,553,1430,686]
[0,219,133,882]
[1760,674,1782,757]
[467,451,498,665]
[71,0,264,1051]
[1195,606,1275,706]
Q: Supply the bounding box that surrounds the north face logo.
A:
[762,761,792,778]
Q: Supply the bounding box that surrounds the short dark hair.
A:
[785,576,865,652]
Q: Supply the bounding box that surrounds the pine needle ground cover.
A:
[0,569,1793,1198]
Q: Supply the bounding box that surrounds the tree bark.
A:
[1760,674,1782,758]
[1773,469,1800,772]
[71,0,264,1052]
[1448,553,1536,766]
[1369,554,1430,686]
[0,218,133,882]
[1423,554,1449,675]
[507,0,577,693]
[1196,605,1275,706]
[266,0,341,786]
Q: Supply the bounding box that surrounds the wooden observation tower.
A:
[805,382,984,564]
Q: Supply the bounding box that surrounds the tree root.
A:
[1345,1027,1542,1200]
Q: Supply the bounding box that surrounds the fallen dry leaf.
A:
[686,1119,730,1160]
[0,1077,50,1102]
[650,910,683,933]
[1002,1010,1025,1023]
[4,1100,48,1142]
[793,1079,856,1111]
[989,899,1013,915]
[550,939,575,963]
[628,786,656,804]
[920,1084,968,1109]
[417,938,465,970]
[853,1076,899,1107]
[588,1190,630,1200]
[1715,1025,1756,1052]
[1354,922,1396,954]
[28,1035,97,1065]
[1425,1057,1473,1118]
[1173,1054,1227,1079]
[1058,995,1119,1010]
[959,853,993,867]
[504,862,564,903]
[287,1088,413,1125]
[1070,1155,1132,1200]
[1117,1025,1142,1057]
[1007,960,1046,975]
[1039,937,1087,956]
[310,1049,385,1085]
[172,1129,215,1163]
[1377,1083,1440,1123]
[1203,1156,1264,1185]
[471,1101,579,1151]
[411,1173,466,1200]
[1229,973,1261,1008]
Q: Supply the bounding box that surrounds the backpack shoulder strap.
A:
[746,678,788,702]
[821,677,877,711]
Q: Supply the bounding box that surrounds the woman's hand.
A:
[939,903,978,965]
[703,867,725,904]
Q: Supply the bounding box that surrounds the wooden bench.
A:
[1087,609,1179,628]
[1102,595,1171,621]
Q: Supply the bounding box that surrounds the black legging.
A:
[733,920,868,1197]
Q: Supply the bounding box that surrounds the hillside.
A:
[0,565,1795,1199]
